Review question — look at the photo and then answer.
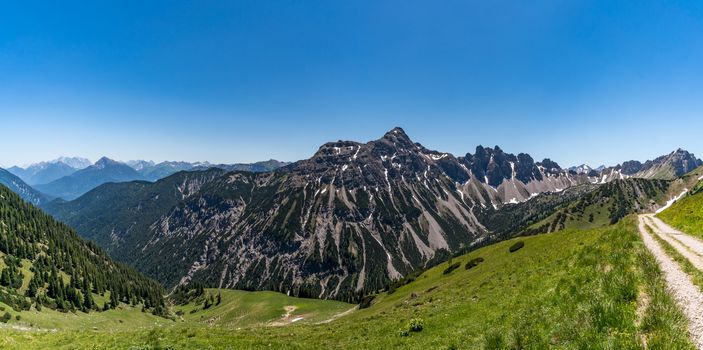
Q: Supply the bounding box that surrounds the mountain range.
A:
[43,127,702,300]
[128,159,289,181]
[35,157,147,200]
[7,157,290,201]
[569,149,702,183]
[8,157,91,186]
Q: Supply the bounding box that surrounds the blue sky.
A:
[1,1,702,168]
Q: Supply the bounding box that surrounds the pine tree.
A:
[0,269,10,286]
[110,291,119,309]
[203,293,211,309]
[83,290,94,312]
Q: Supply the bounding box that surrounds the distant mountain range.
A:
[8,157,91,185]
[569,149,702,183]
[127,159,290,181]
[35,157,147,200]
[191,159,290,173]
[126,160,209,182]
[42,127,703,300]
[5,157,290,201]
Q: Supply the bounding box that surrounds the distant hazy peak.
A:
[52,156,92,169]
[94,157,122,169]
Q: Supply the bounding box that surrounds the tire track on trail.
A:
[637,215,703,349]
[642,215,703,271]
[647,215,703,258]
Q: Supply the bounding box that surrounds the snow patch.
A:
[459,163,470,175]
[384,169,391,192]
[656,188,689,214]
[426,153,448,161]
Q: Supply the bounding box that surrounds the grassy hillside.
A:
[171,289,352,328]
[0,300,169,332]
[657,174,703,237]
[2,217,692,349]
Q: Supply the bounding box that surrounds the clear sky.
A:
[1,1,702,168]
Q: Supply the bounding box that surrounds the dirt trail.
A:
[642,215,703,271]
[268,306,303,327]
[637,215,703,348]
[647,215,703,258]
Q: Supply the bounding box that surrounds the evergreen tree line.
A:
[0,184,166,315]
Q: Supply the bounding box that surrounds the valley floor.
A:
[2,216,699,349]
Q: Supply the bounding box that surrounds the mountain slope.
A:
[529,178,671,233]
[36,157,146,200]
[44,128,607,300]
[0,168,47,205]
[636,149,701,179]
[0,183,165,316]
[657,168,703,236]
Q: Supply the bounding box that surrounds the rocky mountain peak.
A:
[378,127,415,148]
[618,160,643,175]
[654,148,702,176]
[538,158,561,170]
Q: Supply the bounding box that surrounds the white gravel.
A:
[643,216,703,271]
[648,215,703,258]
[638,215,703,349]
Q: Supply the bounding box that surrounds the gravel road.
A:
[638,215,703,349]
